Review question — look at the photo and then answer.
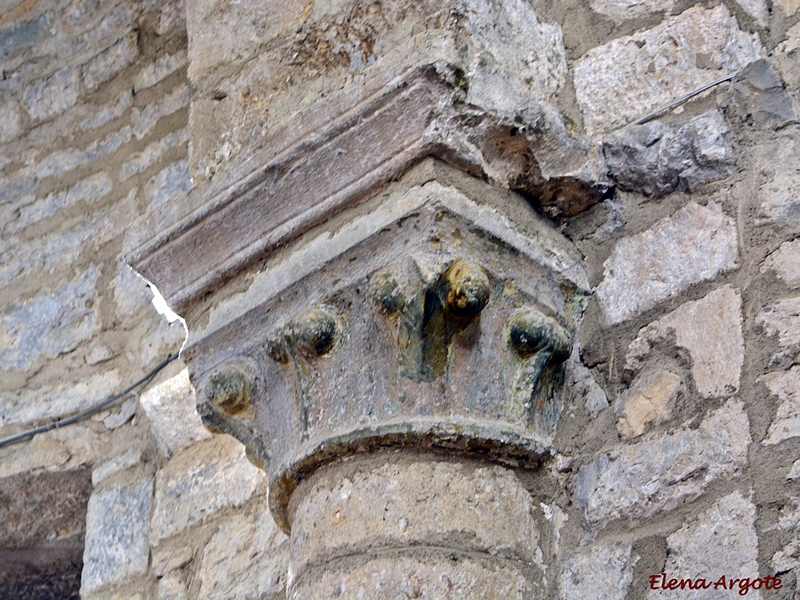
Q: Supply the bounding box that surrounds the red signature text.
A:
[649,573,782,596]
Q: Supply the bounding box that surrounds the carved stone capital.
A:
[137,159,587,533]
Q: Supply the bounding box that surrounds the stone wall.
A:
[1,0,799,598]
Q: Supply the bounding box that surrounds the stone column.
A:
[127,2,604,597]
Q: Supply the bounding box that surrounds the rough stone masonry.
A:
[1,0,799,598]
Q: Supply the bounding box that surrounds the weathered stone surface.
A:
[776,0,800,16]
[85,344,113,365]
[459,0,567,101]
[0,98,22,143]
[5,172,112,235]
[762,240,800,288]
[133,49,187,92]
[152,545,192,578]
[150,435,264,544]
[157,572,188,600]
[199,503,288,599]
[787,460,800,480]
[596,205,739,325]
[625,286,744,398]
[762,366,800,445]
[103,397,137,430]
[23,68,80,121]
[574,5,762,136]
[0,267,99,372]
[139,369,212,458]
[616,370,681,438]
[566,362,609,418]
[290,553,539,599]
[0,468,91,547]
[735,0,769,27]
[730,59,796,130]
[82,32,139,90]
[290,456,543,577]
[648,492,759,599]
[771,499,800,574]
[757,296,800,350]
[603,111,735,197]
[80,91,134,131]
[0,13,49,60]
[150,159,192,208]
[560,542,637,600]
[120,128,188,180]
[92,449,142,485]
[589,0,673,23]
[753,129,800,224]
[576,400,750,528]
[133,84,189,140]
[81,477,153,595]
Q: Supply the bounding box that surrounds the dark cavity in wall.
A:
[0,468,91,600]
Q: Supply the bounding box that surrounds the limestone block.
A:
[0,97,22,143]
[23,67,80,122]
[120,128,188,181]
[771,499,800,574]
[5,172,112,235]
[589,0,673,23]
[34,126,134,179]
[92,449,142,485]
[730,60,796,130]
[624,286,744,398]
[150,159,192,208]
[0,267,100,373]
[102,397,137,430]
[752,129,800,224]
[133,84,190,140]
[574,5,762,136]
[150,435,264,544]
[776,0,800,16]
[157,572,188,600]
[81,477,153,595]
[198,504,289,599]
[80,91,133,131]
[616,370,681,438]
[596,205,738,326]
[762,240,800,288]
[787,460,800,480]
[576,400,750,529]
[288,553,539,600]
[560,542,637,600]
[139,369,212,457]
[566,362,609,418]
[0,13,49,60]
[603,110,735,197]
[762,366,800,446]
[290,458,543,574]
[735,0,768,27]
[133,49,187,92]
[757,296,800,350]
[648,492,759,599]
[82,31,139,90]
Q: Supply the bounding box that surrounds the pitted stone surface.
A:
[574,5,762,136]
[560,541,637,600]
[0,266,100,372]
[603,111,735,197]
[150,436,264,544]
[616,370,681,438]
[753,129,800,224]
[199,503,288,600]
[576,400,750,529]
[288,552,539,599]
[566,362,609,418]
[762,366,800,445]
[762,240,800,288]
[289,456,542,575]
[596,205,738,325]
[757,296,800,353]
[81,477,153,595]
[139,369,212,458]
[648,492,760,599]
[625,286,744,398]
[589,0,673,23]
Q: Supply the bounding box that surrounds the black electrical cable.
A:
[0,351,180,449]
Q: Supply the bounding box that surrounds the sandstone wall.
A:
[1,0,799,598]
